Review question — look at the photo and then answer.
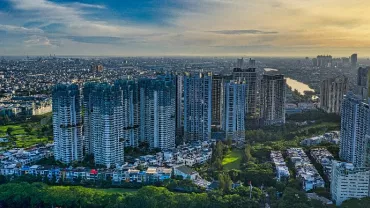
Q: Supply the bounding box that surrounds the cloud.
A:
[70,3,106,10]
[0,24,43,34]
[24,35,59,47]
[208,30,278,35]
[67,36,126,44]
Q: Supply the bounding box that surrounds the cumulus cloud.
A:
[24,35,60,47]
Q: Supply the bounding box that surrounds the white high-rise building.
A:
[89,83,125,168]
[222,80,247,141]
[320,76,349,114]
[175,74,184,137]
[331,161,370,206]
[260,74,286,126]
[184,72,212,141]
[52,84,83,164]
[140,75,176,150]
[340,92,370,167]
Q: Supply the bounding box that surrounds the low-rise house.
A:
[173,165,199,180]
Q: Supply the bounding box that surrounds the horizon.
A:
[1,0,370,57]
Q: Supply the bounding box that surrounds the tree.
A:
[24,126,33,134]
[243,144,253,163]
[341,197,370,208]
[6,127,14,136]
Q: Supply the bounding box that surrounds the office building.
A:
[139,75,176,150]
[184,72,212,141]
[339,92,370,167]
[331,161,370,206]
[212,74,224,126]
[222,80,247,141]
[320,76,349,114]
[260,75,286,126]
[351,53,358,68]
[232,68,257,116]
[357,67,370,99]
[52,84,83,164]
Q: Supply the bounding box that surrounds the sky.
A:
[0,0,370,57]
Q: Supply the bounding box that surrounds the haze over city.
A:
[1,0,370,57]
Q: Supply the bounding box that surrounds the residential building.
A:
[174,165,199,180]
[52,84,83,164]
[139,75,176,150]
[175,74,184,137]
[331,161,370,206]
[89,83,125,168]
[340,92,370,167]
[260,74,286,126]
[320,76,349,114]
[222,80,247,141]
[212,74,224,127]
[183,72,212,141]
[287,148,325,191]
[232,68,257,116]
[270,151,290,181]
[357,67,370,99]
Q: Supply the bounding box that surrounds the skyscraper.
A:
[82,82,96,155]
[357,67,370,99]
[115,80,140,148]
[320,76,349,114]
[222,80,247,141]
[212,74,224,127]
[139,75,176,150]
[52,84,83,164]
[184,72,212,141]
[232,68,257,116]
[175,74,184,137]
[89,83,125,168]
[351,53,358,68]
[260,74,286,126]
[340,92,370,168]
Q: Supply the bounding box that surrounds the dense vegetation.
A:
[0,112,53,149]
[0,182,333,208]
[0,182,264,208]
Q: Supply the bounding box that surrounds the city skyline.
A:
[1,0,370,57]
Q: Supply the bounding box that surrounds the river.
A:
[264,68,315,95]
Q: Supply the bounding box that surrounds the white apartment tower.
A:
[320,76,349,114]
[331,161,370,206]
[340,92,370,167]
[52,84,83,164]
[222,80,247,141]
[139,75,176,150]
[184,72,212,141]
[260,74,286,126]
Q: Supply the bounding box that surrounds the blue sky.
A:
[0,0,370,56]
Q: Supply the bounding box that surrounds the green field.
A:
[222,149,243,170]
[0,122,51,148]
